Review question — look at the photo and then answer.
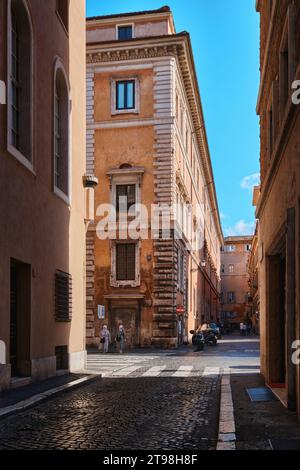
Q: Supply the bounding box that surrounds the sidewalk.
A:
[0,372,99,419]
[231,371,300,450]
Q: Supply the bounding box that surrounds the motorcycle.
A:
[203,328,218,346]
[190,330,205,351]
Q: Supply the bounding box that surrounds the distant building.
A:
[0,1,88,391]
[85,6,223,349]
[256,0,300,414]
[220,236,253,330]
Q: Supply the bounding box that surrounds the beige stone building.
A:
[0,0,88,390]
[86,6,223,349]
[256,0,300,414]
[220,236,253,329]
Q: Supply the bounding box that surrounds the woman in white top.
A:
[99,324,110,353]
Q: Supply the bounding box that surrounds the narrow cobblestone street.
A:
[0,335,261,450]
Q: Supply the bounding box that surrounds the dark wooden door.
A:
[109,307,140,350]
[10,262,18,376]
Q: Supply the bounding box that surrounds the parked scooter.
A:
[190,330,205,351]
[203,328,218,346]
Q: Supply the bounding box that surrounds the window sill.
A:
[7,144,35,175]
[54,186,70,206]
[112,108,139,116]
[110,279,140,288]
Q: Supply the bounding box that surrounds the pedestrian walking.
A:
[116,324,126,354]
[99,324,110,353]
[240,322,244,336]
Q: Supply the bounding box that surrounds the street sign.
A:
[98,305,105,320]
[176,305,185,314]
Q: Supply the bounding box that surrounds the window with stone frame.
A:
[229,264,234,273]
[111,78,139,115]
[111,241,140,287]
[8,0,32,164]
[227,292,236,303]
[54,66,69,198]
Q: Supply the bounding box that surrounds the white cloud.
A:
[224,219,255,237]
[220,212,227,220]
[240,173,260,191]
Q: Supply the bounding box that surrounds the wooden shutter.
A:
[116,244,136,281]
[55,270,72,321]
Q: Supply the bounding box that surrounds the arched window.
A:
[8,0,32,164]
[54,61,69,198]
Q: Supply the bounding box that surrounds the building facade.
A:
[248,197,260,335]
[220,236,253,330]
[0,0,87,391]
[256,0,300,414]
[86,7,223,349]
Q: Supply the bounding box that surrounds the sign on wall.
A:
[0,81,6,105]
[98,305,105,320]
[0,340,5,365]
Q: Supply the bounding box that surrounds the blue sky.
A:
[86,1,260,237]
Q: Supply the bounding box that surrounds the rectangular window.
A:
[227,292,235,303]
[116,184,136,212]
[245,244,251,252]
[117,25,133,40]
[116,243,136,281]
[221,264,225,274]
[225,245,236,252]
[229,264,234,273]
[116,80,135,110]
[55,270,72,322]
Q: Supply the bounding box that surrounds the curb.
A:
[216,368,236,451]
[0,374,100,421]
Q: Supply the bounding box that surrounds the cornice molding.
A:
[87,43,180,64]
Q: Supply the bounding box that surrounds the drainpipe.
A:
[83,174,99,231]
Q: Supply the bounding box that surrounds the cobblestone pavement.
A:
[0,334,260,450]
